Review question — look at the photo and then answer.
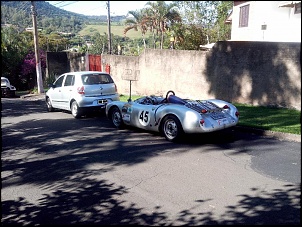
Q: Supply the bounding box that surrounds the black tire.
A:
[71,101,82,118]
[9,90,15,98]
[110,106,124,128]
[162,115,183,142]
[46,97,54,112]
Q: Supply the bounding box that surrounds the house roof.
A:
[278,1,301,7]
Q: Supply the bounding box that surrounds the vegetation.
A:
[234,103,301,135]
[1,1,232,54]
[78,23,145,40]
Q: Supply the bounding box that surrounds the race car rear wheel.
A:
[110,106,124,128]
[162,115,183,142]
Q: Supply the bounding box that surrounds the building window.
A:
[295,2,301,14]
[239,4,249,27]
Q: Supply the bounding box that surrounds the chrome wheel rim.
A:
[71,103,78,116]
[112,110,121,127]
[47,99,51,108]
[164,119,178,140]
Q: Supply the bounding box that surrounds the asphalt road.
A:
[1,97,301,225]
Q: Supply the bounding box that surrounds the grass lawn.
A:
[234,103,300,135]
[119,94,301,135]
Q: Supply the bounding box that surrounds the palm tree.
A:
[124,9,149,48]
[145,1,181,49]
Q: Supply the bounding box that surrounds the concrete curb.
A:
[20,94,45,100]
[19,94,301,143]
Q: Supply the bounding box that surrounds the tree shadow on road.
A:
[1,174,300,225]
[1,110,300,225]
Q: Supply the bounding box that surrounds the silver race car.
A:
[106,90,240,142]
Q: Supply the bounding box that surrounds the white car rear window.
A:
[82,74,113,85]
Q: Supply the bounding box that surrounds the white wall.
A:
[231,1,301,42]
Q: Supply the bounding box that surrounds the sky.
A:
[46,1,151,16]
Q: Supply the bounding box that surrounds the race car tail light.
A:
[223,104,229,109]
[201,109,207,114]
[235,111,239,117]
[200,119,205,125]
[115,84,118,92]
[77,86,85,95]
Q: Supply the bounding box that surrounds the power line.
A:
[57,1,79,8]
[51,1,78,8]
[51,1,65,6]
[48,1,105,15]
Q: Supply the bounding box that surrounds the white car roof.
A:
[64,71,110,75]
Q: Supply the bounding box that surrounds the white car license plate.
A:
[98,99,107,105]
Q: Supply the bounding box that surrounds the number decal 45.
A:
[138,110,150,126]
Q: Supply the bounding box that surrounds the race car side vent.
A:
[186,100,219,113]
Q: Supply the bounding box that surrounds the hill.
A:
[79,24,147,40]
[1,1,127,35]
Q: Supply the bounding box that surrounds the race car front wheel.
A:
[162,115,183,142]
[110,106,124,129]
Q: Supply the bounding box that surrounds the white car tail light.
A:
[77,86,85,94]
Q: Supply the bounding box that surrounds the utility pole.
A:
[107,1,112,54]
[31,1,44,93]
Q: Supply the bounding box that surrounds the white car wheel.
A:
[71,101,82,118]
[46,97,54,112]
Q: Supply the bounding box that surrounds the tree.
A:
[1,26,33,88]
[89,32,107,54]
[124,9,149,48]
[174,1,232,44]
[20,49,47,90]
[145,1,181,49]
[214,1,233,41]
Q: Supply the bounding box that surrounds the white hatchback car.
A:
[46,71,119,118]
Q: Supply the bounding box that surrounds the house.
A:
[227,1,301,42]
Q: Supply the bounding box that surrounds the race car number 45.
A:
[138,110,150,126]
